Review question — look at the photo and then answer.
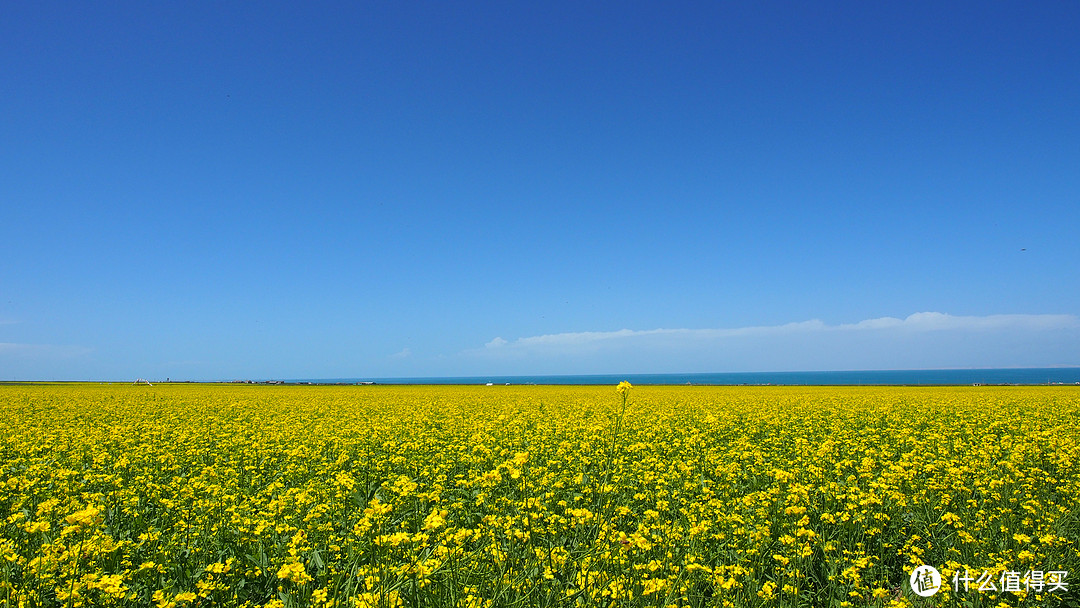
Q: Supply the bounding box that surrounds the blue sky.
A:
[2,1,1078,380]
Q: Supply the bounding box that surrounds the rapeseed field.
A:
[1,383,1077,607]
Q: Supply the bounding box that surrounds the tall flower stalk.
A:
[596,381,632,543]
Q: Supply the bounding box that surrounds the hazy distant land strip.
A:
[287,368,1080,386]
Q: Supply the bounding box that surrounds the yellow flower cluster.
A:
[0,383,1077,607]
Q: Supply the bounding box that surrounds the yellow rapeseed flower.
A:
[276,561,312,585]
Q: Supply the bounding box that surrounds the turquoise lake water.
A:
[295,368,1080,386]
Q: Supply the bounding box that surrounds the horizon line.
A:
[6,365,1079,385]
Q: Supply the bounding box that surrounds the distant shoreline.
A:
[5,367,1079,387]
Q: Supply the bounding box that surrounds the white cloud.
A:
[478,313,1079,351]
[479,320,833,351]
[838,312,1079,332]
[390,347,412,359]
[460,312,1080,373]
